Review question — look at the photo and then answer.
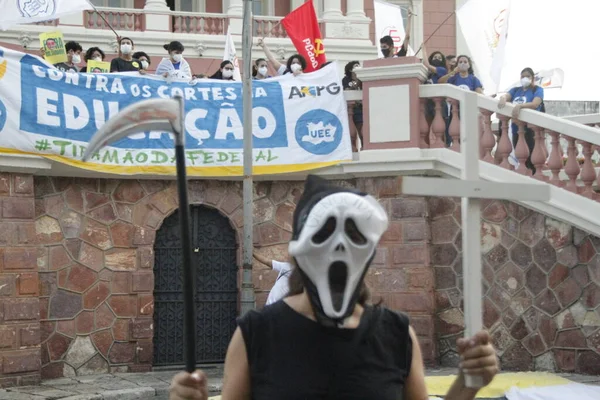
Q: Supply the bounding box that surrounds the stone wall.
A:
[0,174,41,387]
[431,198,600,375]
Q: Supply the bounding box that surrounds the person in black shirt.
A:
[54,41,82,72]
[80,47,106,73]
[380,9,413,59]
[342,61,363,151]
[168,176,499,400]
[110,37,142,73]
[209,60,235,80]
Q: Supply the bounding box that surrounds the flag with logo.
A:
[281,1,326,72]
[223,26,241,81]
[0,0,93,31]
[503,68,565,92]
[374,0,414,57]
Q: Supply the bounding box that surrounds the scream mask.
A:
[288,176,389,327]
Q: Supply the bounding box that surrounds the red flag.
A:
[281,1,326,72]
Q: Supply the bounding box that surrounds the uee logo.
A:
[295,110,343,155]
[19,0,56,18]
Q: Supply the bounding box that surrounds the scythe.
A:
[82,95,198,373]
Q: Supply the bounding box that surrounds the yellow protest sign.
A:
[39,31,67,64]
[87,60,110,73]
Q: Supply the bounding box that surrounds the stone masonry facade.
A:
[0,173,599,385]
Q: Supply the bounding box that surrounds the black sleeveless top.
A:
[237,301,412,400]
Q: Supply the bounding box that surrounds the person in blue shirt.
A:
[438,55,483,94]
[422,44,451,145]
[497,67,544,174]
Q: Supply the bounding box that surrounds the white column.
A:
[346,0,366,19]
[144,0,169,10]
[322,0,342,19]
[412,0,424,52]
[227,0,243,15]
[291,0,304,11]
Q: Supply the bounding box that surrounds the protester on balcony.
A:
[110,37,141,73]
[252,58,272,80]
[155,41,192,80]
[133,51,151,72]
[54,41,82,73]
[497,67,545,174]
[253,251,292,306]
[79,47,106,73]
[209,60,236,80]
[438,55,483,94]
[257,38,305,76]
[169,175,499,400]
[380,9,413,59]
[446,55,457,72]
[422,45,447,84]
[342,61,364,151]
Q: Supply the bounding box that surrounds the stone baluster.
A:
[448,100,460,151]
[514,121,530,175]
[564,136,580,193]
[480,110,495,163]
[531,126,547,181]
[580,141,597,199]
[547,131,563,187]
[174,16,182,33]
[496,116,512,169]
[419,99,430,148]
[430,98,446,148]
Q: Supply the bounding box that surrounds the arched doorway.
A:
[153,205,238,367]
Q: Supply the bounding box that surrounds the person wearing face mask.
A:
[422,45,451,144]
[438,55,483,94]
[257,38,305,76]
[80,47,106,73]
[155,41,192,80]
[209,60,235,80]
[497,67,544,174]
[379,9,413,59]
[110,37,142,73]
[168,175,499,400]
[54,41,82,73]
[342,61,364,152]
[133,51,151,72]
[252,58,271,80]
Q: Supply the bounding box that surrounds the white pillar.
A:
[322,0,342,19]
[227,0,243,16]
[346,0,366,19]
[144,0,168,10]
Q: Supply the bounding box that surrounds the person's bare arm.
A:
[253,251,273,269]
[403,9,414,50]
[421,44,437,75]
[257,38,283,72]
[403,327,429,400]
[221,328,252,400]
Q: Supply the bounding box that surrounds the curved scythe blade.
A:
[82,98,181,161]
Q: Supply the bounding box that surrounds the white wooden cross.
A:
[398,91,551,387]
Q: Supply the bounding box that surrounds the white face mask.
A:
[92,56,102,62]
[71,54,81,64]
[141,60,149,70]
[258,66,268,76]
[288,192,388,323]
[521,77,532,87]
[222,69,233,79]
[458,63,469,72]
[172,53,182,63]
[353,66,361,71]
[120,44,132,54]
[291,63,302,73]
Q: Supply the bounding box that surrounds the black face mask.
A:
[381,48,391,57]
[431,59,444,67]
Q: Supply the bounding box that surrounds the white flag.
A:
[489,0,511,93]
[0,0,92,31]
[223,27,241,81]
[373,0,414,57]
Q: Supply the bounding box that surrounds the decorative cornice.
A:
[356,63,429,83]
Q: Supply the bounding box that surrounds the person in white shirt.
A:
[155,41,192,80]
[253,251,292,306]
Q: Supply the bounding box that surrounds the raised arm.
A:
[403,9,413,50]
[253,251,273,269]
[421,44,437,75]
[258,38,283,72]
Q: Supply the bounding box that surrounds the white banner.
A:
[374,0,413,57]
[0,47,352,177]
[0,0,92,30]
[223,27,242,81]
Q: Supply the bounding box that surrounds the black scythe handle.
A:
[174,143,197,372]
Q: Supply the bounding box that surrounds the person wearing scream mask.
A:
[80,47,105,73]
[54,40,82,73]
[133,51,151,72]
[252,58,271,80]
[110,37,141,73]
[438,55,483,94]
[258,38,305,76]
[155,41,192,80]
[209,60,235,80]
[497,67,545,174]
[168,175,499,400]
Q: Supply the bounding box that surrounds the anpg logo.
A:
[295,109,343,155]
[18,0,56,18]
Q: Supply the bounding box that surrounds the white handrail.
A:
[419,84,600,146]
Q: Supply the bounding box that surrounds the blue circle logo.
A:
[0,99,6,133]
[294,109,343,155]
